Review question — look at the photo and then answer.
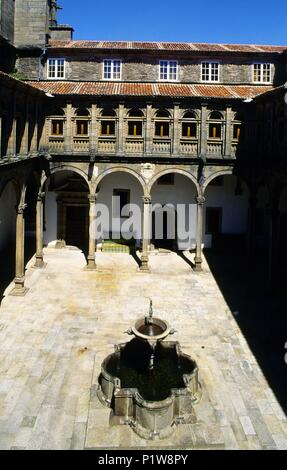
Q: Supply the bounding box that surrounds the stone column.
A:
[31,100,39,154]
[7,95,16,157]
[145,102,153,155]
[20,97,29,156]
[172,102,180,156]
[194,195,205,272]
[140,195,152,272]
[34,193,46,268]
[10,203,28,296]
[118,102,125,155]
[199,104,208,156]
[224,105,233,157]
[86,194,97,270]
[90,103,98,156]
[65,102,73,153]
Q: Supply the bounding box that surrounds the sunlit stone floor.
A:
[0,247,286,450]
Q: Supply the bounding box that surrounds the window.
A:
[155,122,170,137]
[201,62,220,82]
[103,60,121,80]
[159,61,178,81]
[51,120,64,136]
[76,120,88,136]
[209,123,221,139]
[157,174,175,185]
[182,122,197,138]
[113,189,130,217]
[253,63,272,83]
[128,121,142,136]
[101,121,115,136]
[47,59,65,79]
[206,208,222,234]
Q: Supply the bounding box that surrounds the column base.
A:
[140,257,150,272]
[55,240,66,249]
[33,258,47,269]
[194,257,203,272]
[85,257,97,271]
[9,278,29,296]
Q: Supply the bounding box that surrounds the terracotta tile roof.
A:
[27,80,273,99]
[49,40,287,54]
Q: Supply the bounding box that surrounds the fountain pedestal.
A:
[97,302,201,440]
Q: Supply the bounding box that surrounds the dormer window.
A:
[253,63,272,83]
[159,61,178,81]
[47,59,65,79]
[103,60,122,80]
[201,62,220,82]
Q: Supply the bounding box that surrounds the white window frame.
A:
[252,63,272,84]
[103,59,122,80]
[159,60,178,81]
[201,61,220,83]
[47,58,66,79]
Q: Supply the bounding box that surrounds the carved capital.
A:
[17,203,27,214]
[88,194,97,204]
[37,192,45,202]
[196,196,205,206]
[142,195,152,205]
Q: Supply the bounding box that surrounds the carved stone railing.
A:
[206,140,223,156]
[49,137,65,153]
[180,139,198,155]
[153,139,171,154]
[98,137,117,153]
[125,138,144,154]
[73,137,90,152]
[231,142,238,157]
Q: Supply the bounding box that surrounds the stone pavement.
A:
[0,247,286,450]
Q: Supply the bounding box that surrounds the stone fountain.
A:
[97,300,201,440]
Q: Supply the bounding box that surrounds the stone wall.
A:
[0,0,15,43]
[36,52,284,85]
[14,0,49,47]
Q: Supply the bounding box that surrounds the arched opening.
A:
[204,174,249,251]
[0,180,17,300]
[150,171,198,252]
[96,171,144,255]
[44,170,90,253]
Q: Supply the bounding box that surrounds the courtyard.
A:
[0,247,286,450]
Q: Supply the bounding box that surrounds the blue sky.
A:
[57,0,287,45]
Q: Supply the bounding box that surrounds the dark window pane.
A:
[157,174,175,185]
[76,120,88,135]
[128,121,142,136]
[101,120,115,135]
[182,122,197,138]
[155,121,170,137]
[51,120,63,135]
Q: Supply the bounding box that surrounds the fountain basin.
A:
[97,340,201,440]
[132,317,171,344]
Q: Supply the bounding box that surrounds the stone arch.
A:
[208,110,224,120]
[202,169,235,194]
[95,166,147,195]
[148,168,199,195]
[40,165,91,192]
[0,176,22,204]
[181,109,199,120]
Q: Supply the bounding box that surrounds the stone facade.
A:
[0,0,287,292]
